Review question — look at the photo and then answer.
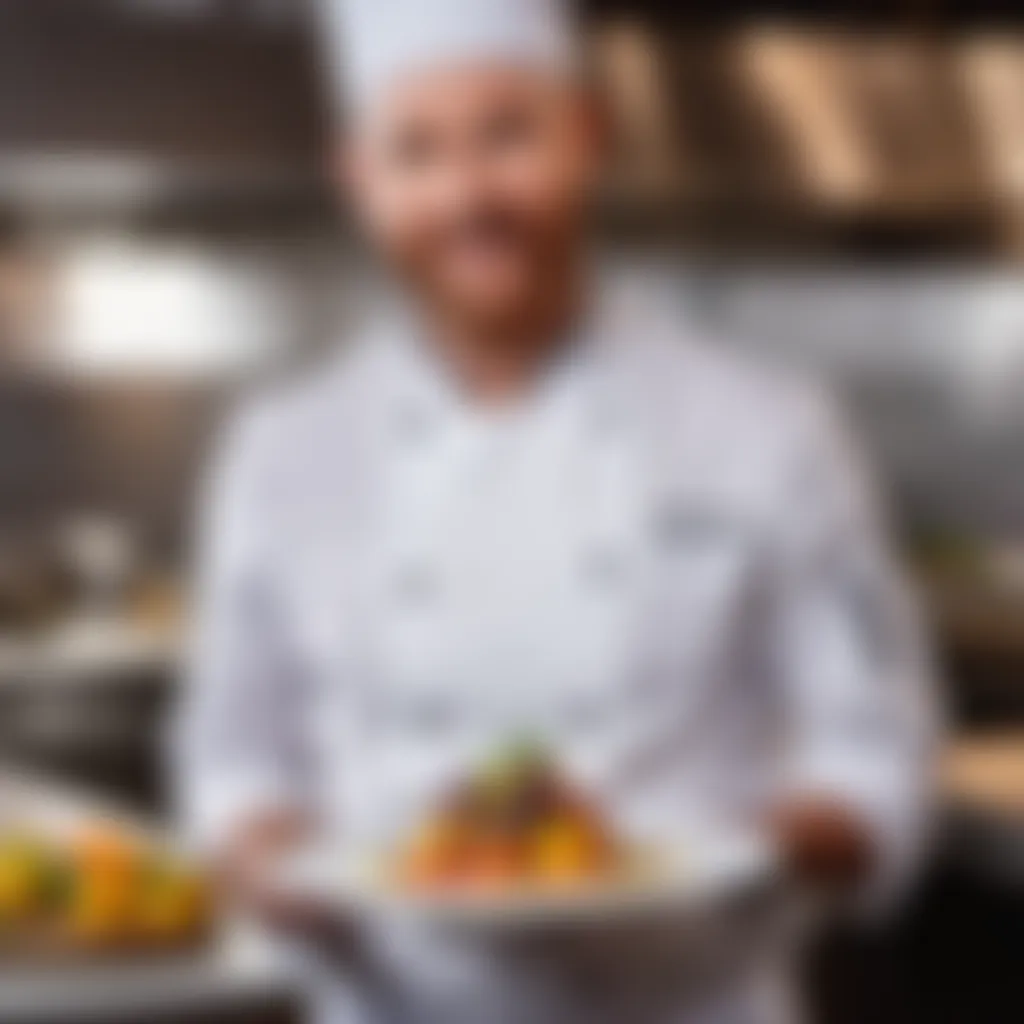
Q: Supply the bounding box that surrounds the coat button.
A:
[392,562,440,607]
[408,692,463,737]
[558,693,610,734]
[653,500,734,552]
[359,686,462,739]
[580,545,629,592]
[392,400,435,447]
[588,397,621,440]
[653,501,695,549]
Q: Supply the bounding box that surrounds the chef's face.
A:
[342,65,599,334]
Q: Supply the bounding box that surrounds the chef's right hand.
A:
[216,812,406,1013]
[215,810,342,941]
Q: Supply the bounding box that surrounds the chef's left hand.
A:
[769,799,875,890]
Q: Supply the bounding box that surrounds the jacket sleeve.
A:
[767,388,941,911]
[170,403,311,853]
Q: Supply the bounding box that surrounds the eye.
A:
[385,124,440,171]
[478,105,537,154]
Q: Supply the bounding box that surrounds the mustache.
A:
[433,205,531,249]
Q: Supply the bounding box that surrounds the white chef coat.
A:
[173,289,937,1024]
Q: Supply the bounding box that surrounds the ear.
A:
[578,80,615,166]
[328,137,362,199]
[330,134,386,240]
[563,84,611,196]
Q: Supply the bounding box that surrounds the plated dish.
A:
[281,745,775,930]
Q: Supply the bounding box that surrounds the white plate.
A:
[277,832,778,931]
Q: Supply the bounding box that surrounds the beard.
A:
[388,202,585,345]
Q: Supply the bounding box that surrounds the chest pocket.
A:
[535,497,753,747]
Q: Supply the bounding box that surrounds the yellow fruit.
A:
[531,819,606,883]
[60,825,144,941]
[136,871,207,942]
[0,838,52,923]
[66,871,135,944]
[0,857,36,921]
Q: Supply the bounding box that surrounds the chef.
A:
[173,1,938,1022]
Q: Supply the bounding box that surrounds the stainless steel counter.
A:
[0,927,299,1024]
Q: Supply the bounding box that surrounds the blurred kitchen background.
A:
[0,1,1023,1022]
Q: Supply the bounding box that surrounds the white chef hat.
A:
[317,0,579,114]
